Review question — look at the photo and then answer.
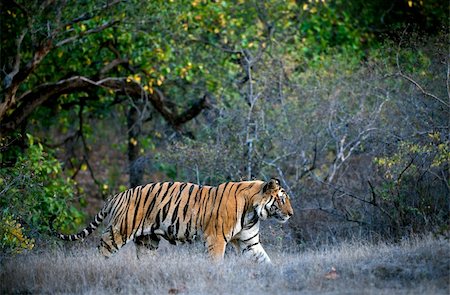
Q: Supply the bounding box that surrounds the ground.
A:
[1,235,448,294]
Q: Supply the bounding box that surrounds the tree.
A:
[0,1,210,187]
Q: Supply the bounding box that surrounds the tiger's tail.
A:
[52,209,108,241]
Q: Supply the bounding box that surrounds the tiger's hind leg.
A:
[98,226,128,257]
[134,233,160,259]
[205,236,226,262]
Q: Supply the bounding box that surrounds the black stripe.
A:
[139,183,164,234]
[120,189,134,241]
[184,219,191,240]
[195,185,202,203]
[215,182,231,219]
[240,210,246,229]
[154,211,161,229]
[182,184,196,219]
[236,182,255,195]
[100,239,114,253]
[131,186,144,233]
[175,219,180,237]
[232,183,241,236]
[135,183,156,234]
[193,204,202,228]
[200,187,213,227]
[190,185,203,228]
[242,242,260,253]
[141,183,156,207]
[162,199,172,221]
[242,232,259,243]
[161,183,178,221]
[244,213,259,230]
[114,191,132,231]
[160,182,175,203]
[168,224,174,238]
[109,227,119,250]
[86,226,95,235]
[210,186,219,213]
[222,222,228,242]
[109,191,127,218]
[171,183,188,224]
[218,183,235,242]
[157,183,176,222]
[146,182,173,231]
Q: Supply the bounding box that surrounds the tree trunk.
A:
[127,104,143,188]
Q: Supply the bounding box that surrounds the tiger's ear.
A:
[263,178,280,193]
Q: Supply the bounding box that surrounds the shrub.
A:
[373,134,449,236]
[0,134,85,254]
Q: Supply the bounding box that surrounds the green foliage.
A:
[0,135,85,254]
[0,213,35,254]
[374,132,449,234]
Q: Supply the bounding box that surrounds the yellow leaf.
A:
[133,75,141,83]
[81,163,88,171]
[408,1,413,7]
[80,24,86,32]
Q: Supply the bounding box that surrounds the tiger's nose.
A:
[288,211,293,217]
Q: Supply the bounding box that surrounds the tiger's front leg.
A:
[237,227,272,263]
[241,240,271,264]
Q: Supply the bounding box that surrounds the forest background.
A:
[0,0,448,257]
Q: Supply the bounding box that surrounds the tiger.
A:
[54,178,293,263]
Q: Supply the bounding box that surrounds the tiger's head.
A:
[254,178,293,223]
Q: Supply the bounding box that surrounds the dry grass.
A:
[1,236,449,294]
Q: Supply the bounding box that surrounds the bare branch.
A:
[447,58,450,103]
[397,72,449,108]
[395,26,449,108]
[1,74,210,135]
[3,29,28,89]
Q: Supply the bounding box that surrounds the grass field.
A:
[1,235,449,294]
